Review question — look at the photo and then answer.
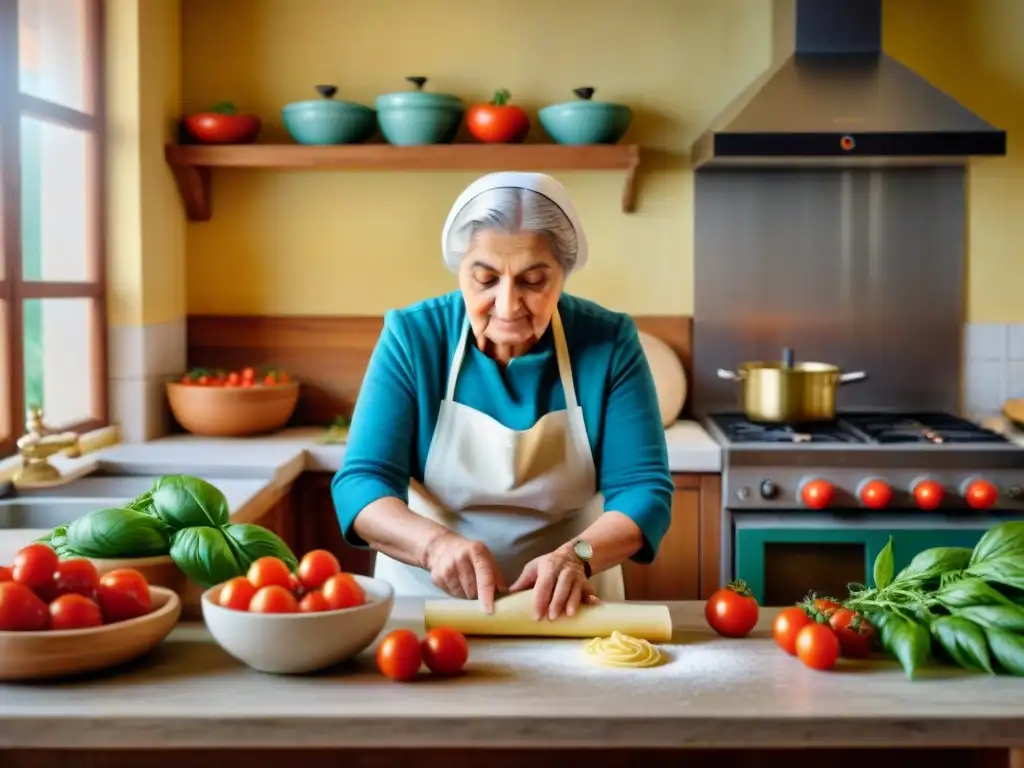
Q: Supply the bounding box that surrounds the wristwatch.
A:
[572,539,593,579]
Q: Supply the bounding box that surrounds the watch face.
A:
[574,540,593,560]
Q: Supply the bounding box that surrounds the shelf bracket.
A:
[169,160,212,222]
[621,153,640,213]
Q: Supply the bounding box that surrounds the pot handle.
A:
[717,369,744,382]
[839,371,868,384]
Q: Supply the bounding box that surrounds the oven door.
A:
[732,512,1012,607]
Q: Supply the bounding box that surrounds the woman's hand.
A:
[424,531,507,612]
[509,545,600,621]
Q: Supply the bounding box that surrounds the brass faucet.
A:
[13,407,80,487]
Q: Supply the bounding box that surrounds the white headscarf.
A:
[440,172,589,275]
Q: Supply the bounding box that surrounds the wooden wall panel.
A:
[187,314,692,426]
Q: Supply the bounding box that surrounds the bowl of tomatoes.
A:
[0,544,182,681]
[167,367,299,437]
[201,550,394,674]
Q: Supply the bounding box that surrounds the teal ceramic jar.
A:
[283,85,376,145]
[539,87,632,145]
[375,77,465,146]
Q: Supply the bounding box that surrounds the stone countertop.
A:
[41,420,723,478]
[0,601,1021,751]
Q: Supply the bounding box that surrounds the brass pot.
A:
[717,348,867,423]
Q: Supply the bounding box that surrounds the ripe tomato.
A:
[377,629,422,682]
[296,549,341,590]
[241,367,255,382]
[49,593,103,631]
[54,558,100,599]
[0,581,48,631]
[246,556,292,590]
[226,371,241,387]
[218,577,257,611]
[249,585,298,614]
[184,111,261,144]
[288,573,304,596]
[96,569,152,623]
[263,373,278,386]
[0,565,12,582]
[466,89,531,144]
[772,606,812,655]
[795,622,841,671]
[298,591,330,613]
[705,580,760,638]
[12,543,59,590]
[828,608,875,659]
[801,595,842,619]
[421,627,469,675]
[321,573,365,610]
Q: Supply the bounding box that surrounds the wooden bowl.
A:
[0,586,181,681]
[90,555,205,620]
[166,380,299,437]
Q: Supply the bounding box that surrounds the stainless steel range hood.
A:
[690,0,1006,168]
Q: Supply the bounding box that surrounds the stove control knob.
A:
[858,478,893,510]
[962,478,999,510]
[911,479,944,511]
[800,478,835,510]
[759,480,779,500]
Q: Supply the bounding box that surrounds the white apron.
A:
[374,309,625,602]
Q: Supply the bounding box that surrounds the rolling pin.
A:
[423,589,673,642]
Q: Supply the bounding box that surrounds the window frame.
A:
[0,0,107,457]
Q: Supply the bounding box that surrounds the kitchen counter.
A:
[0,601,1021,751]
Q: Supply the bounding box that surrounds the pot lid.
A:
[283,85,373,113]
[375,77,464,110]
[543,87,628,110]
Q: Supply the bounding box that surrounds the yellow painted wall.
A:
[105,0,185,328]
[178,0,1024,322]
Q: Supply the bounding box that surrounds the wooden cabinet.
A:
[288,472,722,602]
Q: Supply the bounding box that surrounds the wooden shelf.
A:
[164,143,641,222]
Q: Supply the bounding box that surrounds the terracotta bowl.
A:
[166,380,299,437]
[0,586,181,681]
[90,555,205,620]
[201,575,394,675]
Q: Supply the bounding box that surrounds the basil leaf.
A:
[873,536,895,590]
[169,526,243,589]
[66,507,173,559]
[966,557,1024,592]
[986,628,1024,675]
[969,522,1024,567]
[930,616,994,674]
[126,490,158,516]
[879,614,931,679]
[950,604,1024,632]
[221,523,298,571]
[894,546,972,584]
[151,475,230,530]
[933,577,1014,608]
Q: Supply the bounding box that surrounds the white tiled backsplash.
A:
[963,323,1024,419]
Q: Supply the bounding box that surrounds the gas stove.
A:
[704,411,1024,513]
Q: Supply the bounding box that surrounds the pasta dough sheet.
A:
[423,590,673,642]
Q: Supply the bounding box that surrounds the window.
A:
[0,0,106,456]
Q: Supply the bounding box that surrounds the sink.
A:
[8,475,163,500]
[0,498,115,530]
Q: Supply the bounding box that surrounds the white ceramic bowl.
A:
[201,575,394,674]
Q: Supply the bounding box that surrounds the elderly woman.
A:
[332,172,672,621]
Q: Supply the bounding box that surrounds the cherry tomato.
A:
[0,581,49,631]
[298,591,331,613]
[241,367,255,381]
[704,580,760,638]
[49,593,103,631]
[218,577,257,611]
[12,543,59,590]
[772,606,812,656]
[246,556,292,590]
[421,627,469,675]
[227,372,241,387]
[54,558,100,599]
[795,622,841,671]
[296,549,341,591]
[377,629,422,682]
[800,595,843,620]
[321,573,365,610]
[0,565,11,582]
[249,585,298,614]
[197,375,210,386]
[278,372,291,383]
[288,573,304,596]
[96,569,152,623]
[828,608,875,659]
[263,373,277,386]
